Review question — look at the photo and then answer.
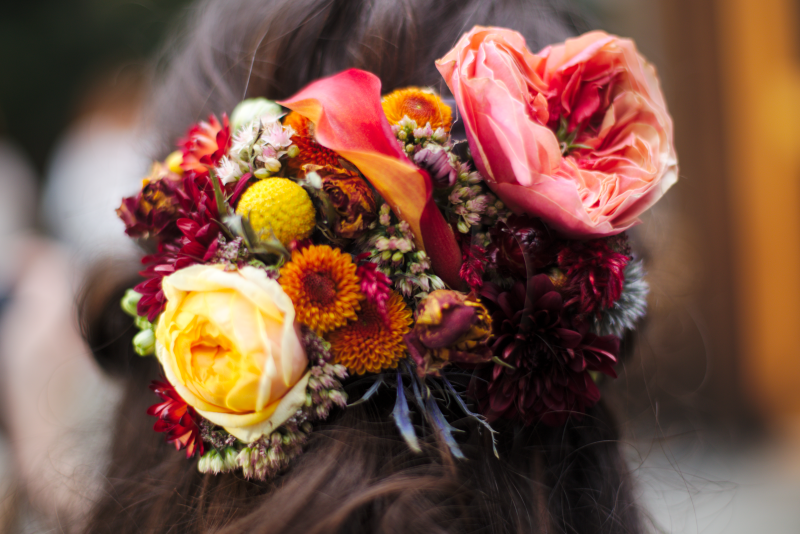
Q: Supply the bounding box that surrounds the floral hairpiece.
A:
[117,27,676,479]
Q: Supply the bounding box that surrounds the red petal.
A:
[279,69,462,288]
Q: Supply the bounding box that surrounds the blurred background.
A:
[2,0,800,531]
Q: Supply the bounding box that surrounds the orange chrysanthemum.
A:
[382,88,452,132]
[280,245,363,333]
[327,292,413,375]
[284,112,341,169]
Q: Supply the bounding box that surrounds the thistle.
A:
[593,258,649,337]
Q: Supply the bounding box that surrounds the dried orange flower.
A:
[283,112,341,170]
[280,245,363,333]
[327,292,412,375]
[320,168,378,239]
[382,88,452,132]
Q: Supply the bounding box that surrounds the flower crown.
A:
[117,27,676,479]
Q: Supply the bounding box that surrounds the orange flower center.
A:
[349,304,381,337]
[303,272,337,306]
[401,94,438,120]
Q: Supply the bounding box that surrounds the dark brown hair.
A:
[82,1,644,532]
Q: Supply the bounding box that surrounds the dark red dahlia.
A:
[558,236,630,317]
[179,114,231,177]
[136,243,181,321]
[147,380,204,458]
[116,162,183,240]
[487,215,560,279]
[459,240,487,291]
[135,174,223,320]
[470,274,619,426]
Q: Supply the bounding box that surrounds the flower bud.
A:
[134,315,153,330]
[231,98,283,133]
[263,158,282,173]
[133,328,156,356]
[254,168,270,179]
[391,251,404,264]
[380,250,393,262]
[121,289,142,317]
[222,447,239,470]
[303,171,322,189]
[198,449,226,475]
[404,290,492,377]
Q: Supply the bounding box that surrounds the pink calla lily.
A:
[278,69,463,288]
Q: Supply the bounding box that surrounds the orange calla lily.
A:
[279,69,462,288]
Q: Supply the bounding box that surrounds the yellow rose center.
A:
[174,290,273,414]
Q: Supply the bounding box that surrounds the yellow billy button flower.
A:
[165,150,184,175]
[235,178,316,247]
[155,264,309,443]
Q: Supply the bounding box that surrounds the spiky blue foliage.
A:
[594,258,649,337]
[392,371,422,453]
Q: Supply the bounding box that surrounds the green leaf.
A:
[210,169,231,217]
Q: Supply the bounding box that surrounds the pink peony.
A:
[436,27,677,237]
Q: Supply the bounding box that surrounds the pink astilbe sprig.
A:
[147,380,205,458]
[355,257,392,326]
[558,237,630,317]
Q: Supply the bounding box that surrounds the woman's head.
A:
[82,0,646,532]
[149,0,586,156]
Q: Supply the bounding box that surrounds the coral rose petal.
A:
[437,27,677,237]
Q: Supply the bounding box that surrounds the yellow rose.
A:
[155,264,309,442]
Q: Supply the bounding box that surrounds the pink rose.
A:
[436,27,677,237]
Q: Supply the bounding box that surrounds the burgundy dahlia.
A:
[459,240,487,291]
[471,274,619,426]
[116,161,183,240]
[487,215,560,278]
[558,236,630,317]
[135,174,223,320]
[147,380,204,458]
